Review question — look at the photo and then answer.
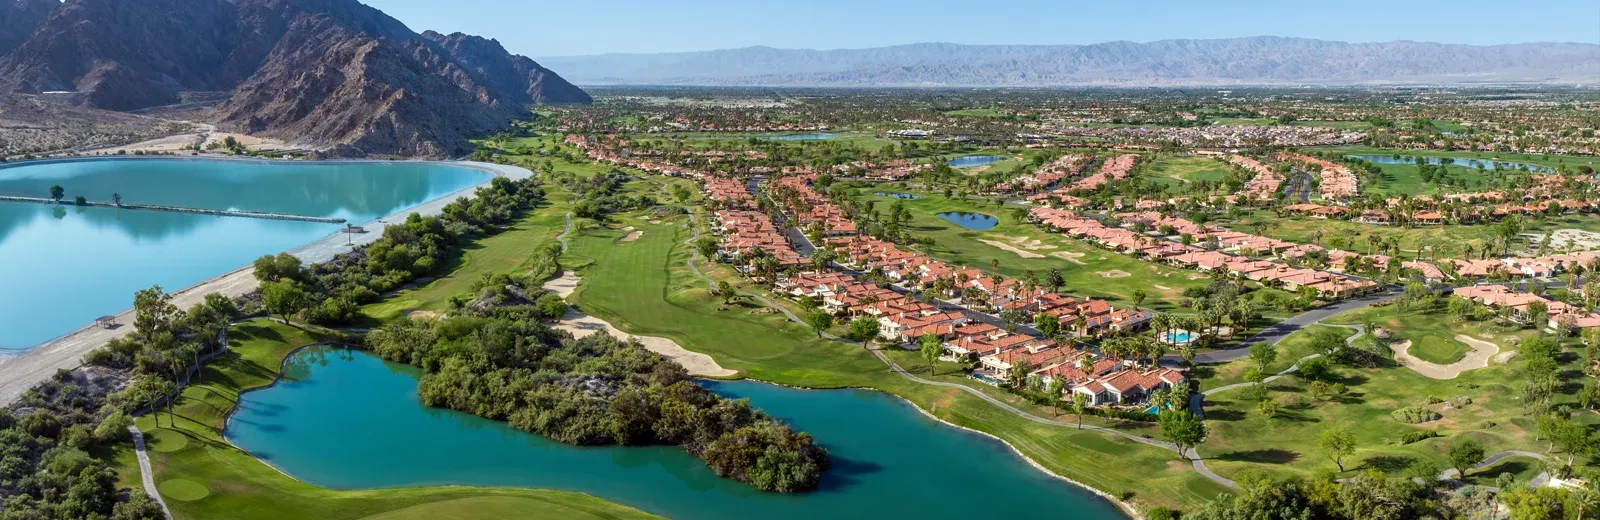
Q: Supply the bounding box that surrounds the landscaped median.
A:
[120,319,661,520]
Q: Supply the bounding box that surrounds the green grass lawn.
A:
[360,198,568,323]
[560,208,1227,511]
[1144,155,1232,194]
[946,108,1009,118]
[1199,304,1592,484]
[1197,325,1356,391]
[850,189,1209,311]
[122,319,659,520]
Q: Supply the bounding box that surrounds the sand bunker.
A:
[621,231,644,243]
[1388,335,1500,379]
[1050,251,1086,264]
[405,310,440,320]
[541,271,735,377]
[979,239,1044,259]
[1525,229,1600,252]
[1004,236,1057,250]
[1097,270,1131,278]
[1153,285,1172,291]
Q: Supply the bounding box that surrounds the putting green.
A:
[158,479,211,501]
[147,428,189,453]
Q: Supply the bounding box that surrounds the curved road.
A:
[1169,288,1399,366]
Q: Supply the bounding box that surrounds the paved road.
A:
[1198,324,1365,401]
[0,161,534,406]
[1169,288,1399,366]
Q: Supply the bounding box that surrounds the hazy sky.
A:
[362,0,1600,57]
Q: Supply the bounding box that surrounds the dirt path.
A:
[542,271,735,378]
[1389,335,1500,379]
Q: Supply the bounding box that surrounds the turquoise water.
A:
[226,347,1127,520]
[763,133,839,141]
[1345,154,1554,173]
[1163,331,1195,344]
[948,155,1007,168]
[0,159,490,348]
[937,211,999,230]
[873,191,922,199]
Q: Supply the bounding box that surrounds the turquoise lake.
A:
[1345,154,1555,173]
[948,155,1007,168]
[0,159,490,349]
[226,347,1127,520]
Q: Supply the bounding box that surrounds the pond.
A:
[0,159,491,349]
[763,133,840,141]
[1345,154,1554,173]
[225,347,1127,520]
[872,192,922,199]
[937,211,999,230]
[947,155,1008,168]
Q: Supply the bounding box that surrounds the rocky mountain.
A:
[0,0,589,157]
[540,38,1600,86]
[0,0,56,54]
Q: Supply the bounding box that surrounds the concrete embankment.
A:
[0,195,346,224]
[0,160,533,405]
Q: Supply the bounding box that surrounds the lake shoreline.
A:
[0,159,533,405]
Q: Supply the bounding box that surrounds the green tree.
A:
[1071,392,1090,429]
[261,281,308,323]
[1248,341,1277,371]
[132,285,179,341]
[1157,410,1205,462]
[49,184,64,202]
[918,334,942,375]
[804,310,832,338]
[1448,437,1485,479]
[1131,289,1147,310]
[1317,426,1357,472]
[252,252,304,283]
[1035,313,1059,338]
[847,316,879,348]
[716,281,736,303]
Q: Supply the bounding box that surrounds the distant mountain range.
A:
[539,38,1600,86]
[0,0,590,157]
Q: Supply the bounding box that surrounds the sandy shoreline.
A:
[0,159,533,405]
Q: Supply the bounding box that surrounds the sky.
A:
[362,0,1600,57]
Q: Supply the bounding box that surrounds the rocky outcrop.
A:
[0,0,56,54]
[421,31,591,105]
[213,14,523,157]
[0,0,590,156]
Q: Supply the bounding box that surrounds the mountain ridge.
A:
[538,37,1600,86]
[0,0,590,157]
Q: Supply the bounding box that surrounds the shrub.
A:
[1398,430,1442,445]
[1391,407,1442,424]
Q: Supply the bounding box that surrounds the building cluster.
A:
[1065,154,1137,192]
[1279,153,1359,199]
[997,154,1090,193]
[1031,207,1381,300]
[702,169,1182,407]
[1453,285,1600,332]
[1225,154,1283,200]
[1050,124,1364,148]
